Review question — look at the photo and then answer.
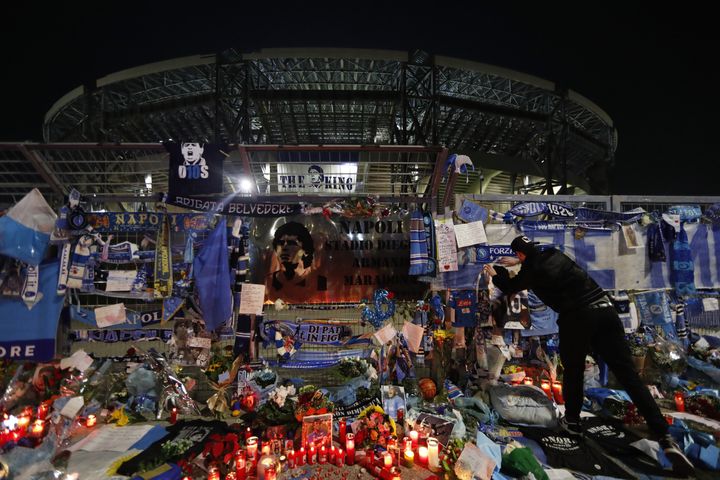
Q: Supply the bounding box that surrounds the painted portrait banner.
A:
[250,214,425,303]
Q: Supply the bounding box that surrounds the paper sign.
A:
[105,270,137,291]
[70,424,154,452]
[186,336,212,349]
[60,349,94,372]
[454,442,496,480]
[239,283,266,315]
[60,396,85,418]
[94,303,127,328]
[374,324,397,345]
[434,216,459,272]
[402,321,424,353]
[454,220,488,248]
[702,297,719,312]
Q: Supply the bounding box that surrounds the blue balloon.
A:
[361,289,396,329]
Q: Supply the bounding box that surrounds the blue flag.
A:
[193,218,232,330]
[0,259,64,360]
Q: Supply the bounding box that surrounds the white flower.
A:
[269,384,297,408]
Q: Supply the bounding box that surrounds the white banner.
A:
[276,163,357,193]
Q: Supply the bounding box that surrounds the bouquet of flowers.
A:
[338,357,378,382]
[250,368,278,389]
[649,335,687,375]
[685,394,720,421]
[294,385,334,421]
[625,331,650,357]
[257,384,298,426]
[204,346,236,383]
[353,405,396,448]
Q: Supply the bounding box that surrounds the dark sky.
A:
[1,4,716,195]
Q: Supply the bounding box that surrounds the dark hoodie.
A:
[491,247,605,315]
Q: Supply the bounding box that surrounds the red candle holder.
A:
[86,414,97,428]
[552,381,564,404]
[540,380,553,400]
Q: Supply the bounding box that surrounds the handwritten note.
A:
[70,424,155,452]
[454,220,488,248]
[60,349,94,372]
[239,283,266,315]
[402,321,424,353]
[374,324,398,345]
[186,336,212,349]
[434,216,458,272]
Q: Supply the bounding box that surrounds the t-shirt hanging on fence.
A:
[448,290,478,327]
[166,141,227,196]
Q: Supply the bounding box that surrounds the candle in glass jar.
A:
[31,420,44,436]
[297,447,306,466]
[16,415,30,430]
[235,450,247,479]
[408,430,419,449]
[417,446,428,466]
[674,391,686,412]
[170,407,178,424]
[339,417,347,443]
[246,436,259,463]
[261,441,270,455]
[244,427,252,440]
[329,445,336,463]
[523,377,534,386]
[383,451,393,467]
[257,455,275,480]
[403,436,412,452]
[319,445,327,464]
[540,380,553,400]
[38,403,49,420]
[552,381,564,404]
[345,433,355,465]
[336,448,345,467]
[207,465,220,480]
[308,445,316,465]
[427,438,440,472]
[402,449,414,468]
[265,465,277,480]
[86,414,97,427]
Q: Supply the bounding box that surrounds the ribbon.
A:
[334,397,382,418]
[207,381,231,416]
[153,215,172,299]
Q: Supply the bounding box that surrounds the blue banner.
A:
[70,329,173,343]
[0,260,64,361]
[83,212,216,233]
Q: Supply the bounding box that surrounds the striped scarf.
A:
[409,209,431,275]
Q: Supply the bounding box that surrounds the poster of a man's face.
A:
[181,143,205,165]
[302,413,333,449]
[381,385,406,421]
[265,221,327,302]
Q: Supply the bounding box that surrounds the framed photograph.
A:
[381,385,406,421]
[302,413,333,449]
[413,412,455,447]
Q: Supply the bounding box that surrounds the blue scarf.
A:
[409,209,432,275]
[670,223,696,297]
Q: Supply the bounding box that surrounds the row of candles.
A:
[516,378,565,404]
[198,425,443,480]
[0,403,54,447]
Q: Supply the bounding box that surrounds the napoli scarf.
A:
[409,209,431,275]
[670,223,696,297]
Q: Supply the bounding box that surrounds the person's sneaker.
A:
[558,417,583,438]
[659,434,695,477]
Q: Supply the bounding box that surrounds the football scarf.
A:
[153,215,172,299]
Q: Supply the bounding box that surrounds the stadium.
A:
[1,48,616,207]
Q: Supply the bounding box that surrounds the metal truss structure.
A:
[1,48,616,207]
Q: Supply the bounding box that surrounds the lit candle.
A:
[345,433,355,465]
[182,477,191,480]
[319,445,327,464]
[208,465,220,480]
[38,403,49,420]
[287,449,295,469]
[16,415,30,430]
[261,441,270,455]
[336,448,345,467]
[86,414,97,427]
[308,445,316,465]
[402,449,415,468]
[225,473,237,480]
[339,418,347,443]
[403,436,412,452]
[257,454,275,480]
[329,445,336,463]
[235,450,247,479]
[417,446,428,466]
[244,427,252,440]
[390,466,402,480]
[31,420,44,436]
[383,451,393,467]
[170,407,178,424]
[297,447,306,466]
[246,436,259,463]
[674,391,686,412]
[265,465,277,480]
[409,430,419,450]
[552,381,564,404]
[523,377,534,386]
[427,437,440,472]
[540,380,553,400]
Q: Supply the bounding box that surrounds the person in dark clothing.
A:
[483,235,695,476]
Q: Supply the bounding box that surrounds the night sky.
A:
[1,4,716,195]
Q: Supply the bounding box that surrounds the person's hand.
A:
[483,264,497,277]
[497,256,521,267]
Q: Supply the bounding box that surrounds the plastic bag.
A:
[0,189,57,265]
